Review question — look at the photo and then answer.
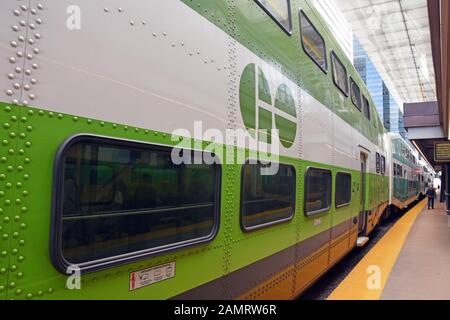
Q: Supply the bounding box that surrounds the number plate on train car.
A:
[129,262,176,291]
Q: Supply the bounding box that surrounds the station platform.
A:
[327,197,450,300]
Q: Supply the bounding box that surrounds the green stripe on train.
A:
[0,102,390,299]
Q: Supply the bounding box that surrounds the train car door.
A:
[359,154,366,231]
[357,152,370,246]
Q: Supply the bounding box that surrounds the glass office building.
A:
[353,39,408,140]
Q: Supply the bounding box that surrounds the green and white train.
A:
[0,0,434,299]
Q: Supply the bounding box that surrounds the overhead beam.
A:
[428,0,450,138]
[444,0,450,139]
[404,102,440,128]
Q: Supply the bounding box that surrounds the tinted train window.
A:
[300,10,327,72]
[241,163,295,230]
[350,78,362,110]
[255,0,292,34]
[381,156,386,175]
[331,52,349,96]
[376,153,381,173]
[336,173,351,207]
[363,96,371,120]
[305,168,332,216]
[55,137,220,267]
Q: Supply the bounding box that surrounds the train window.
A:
[381,156,386,175]
[336,173,351,208]
[363,96,371,120]
[241,162,296,231]
[52,136,220,271]
[299,10,327,72]
[305,168,332,216]
[255,0,292,35]
[331,51,349,96]
[376,153,380,173]
[350,78,362,111]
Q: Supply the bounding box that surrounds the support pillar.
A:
[440,166,446,203]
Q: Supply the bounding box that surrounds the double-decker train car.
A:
[389,133,433,211]
[419,157,435,194]
[0,0,433,300]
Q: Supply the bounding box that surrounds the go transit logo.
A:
[239,63,297,148]
[169,64,299,175]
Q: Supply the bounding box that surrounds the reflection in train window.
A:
[255,0,292,34]
[376,153,381,173]
[241,162,296,231]
[331,51,349,96]
[350,77,362,111]
[305,168,332,216]
[56,137,220,266]
[336,173,351,208]
[299,10,327,72]
[381,156,386,175]
[363,96,371,120]
[397,164,403,177]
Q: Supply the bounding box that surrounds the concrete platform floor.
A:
[381,200,450,300]
[328,197,450,300]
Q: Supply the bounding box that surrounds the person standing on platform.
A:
[426,185,436,210]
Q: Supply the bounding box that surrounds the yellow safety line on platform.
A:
[327,199,427,300]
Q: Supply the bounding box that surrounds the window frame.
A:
[376,152,381,173]
[381,155,386,175]
[240,160,296,232]
[363,95,371,120]
[255,0,293,36]
[349,77,362,111]
[304,167,332,217]
[50,134,222,274]
[335,172,352,208]
[299,9,328,74]
[331,51,349,97]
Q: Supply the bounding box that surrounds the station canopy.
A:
[335,0,436,106]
